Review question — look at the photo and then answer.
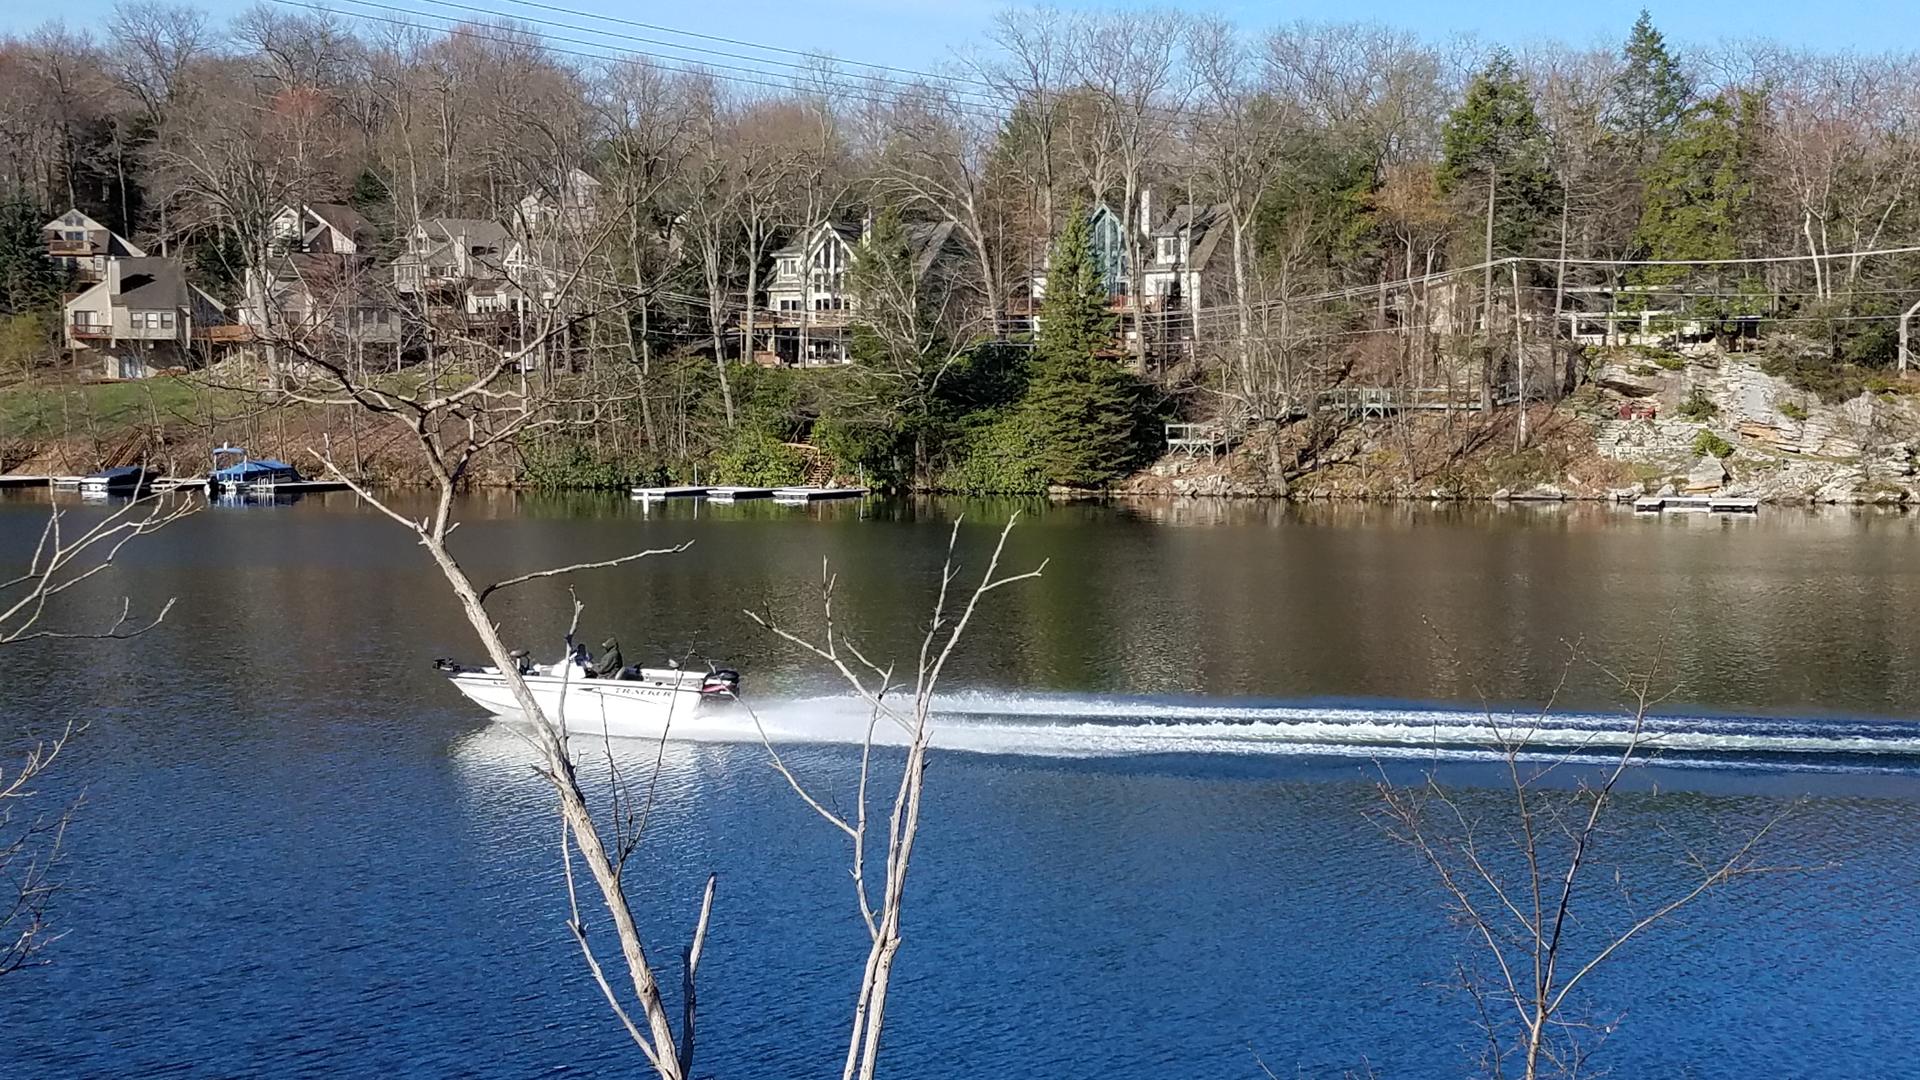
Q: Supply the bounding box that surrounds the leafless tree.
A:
[1071,9,1190,374]
[0,492,196,976]
[747,516,1045,1080]
[1378,649,1807,1079]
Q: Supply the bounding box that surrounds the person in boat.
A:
[595,636,625,680]
[556,641,592,678]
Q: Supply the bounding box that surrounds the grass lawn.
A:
[0,377,230,439]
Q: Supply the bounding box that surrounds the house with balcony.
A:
[245,203,400,357]
[63,257,230,379]
[1138,202,1233,355]
[42,209,146,284]
[754,218,962,367]
[759,221,863,366]
[244,253,403,355]
[392,217,521,318]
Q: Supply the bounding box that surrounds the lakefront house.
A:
[42,209,147,284]
[63,256,231,379]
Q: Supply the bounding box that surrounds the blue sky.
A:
[5,0,1914,68]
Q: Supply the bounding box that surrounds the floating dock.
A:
[630,485,710,501]
[240,479,350,493]
[771,486,870,504]
[706,486,773,502]
[1634,496,1760,514]
[0,475,51,488]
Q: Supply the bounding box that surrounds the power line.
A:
[404,0,1000,92]
[273,0,1016,124]
[331,0,1008,112]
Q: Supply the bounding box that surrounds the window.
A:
[159,312,175,329]
[779,258,798,277]
[1157,237,1179,263]
[779,299,800,312]
[65,230,85,242]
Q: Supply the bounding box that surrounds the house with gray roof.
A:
[63,257,231,379]
[42,209,147,284]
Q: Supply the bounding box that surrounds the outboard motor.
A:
[433,658,464,674]
[701,669,741,697]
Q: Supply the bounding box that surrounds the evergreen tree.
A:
[1612,11,1692,165]
[1631,92,1767,335]
[1036,205,1115,367]
[0,200,66,318]
[1023,205,1152,488]
[1439,52,1559,261]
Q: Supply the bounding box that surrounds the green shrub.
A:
[519,438,659,490]
[1760,351,1868,404]
[940,412,1049,494]
[1630,364,1659,377]
[1677,388,1718,420]
[1692,429,1734,459]
[1653,355,1686,371]
[711,428,808,486]
[1777,400,1809,421]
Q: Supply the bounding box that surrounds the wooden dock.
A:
[1634,496,1760,514]
[706,486,774,502]
[241,479,350,493]
[772,486,869,504]
[630,485,711,501]
[0,475,51,488]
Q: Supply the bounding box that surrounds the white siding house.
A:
[64,257,230,379]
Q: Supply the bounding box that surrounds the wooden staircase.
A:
[784,442,837,486]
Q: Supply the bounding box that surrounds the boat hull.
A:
[447,671,727,739]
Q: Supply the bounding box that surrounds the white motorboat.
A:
[435,651,740,738]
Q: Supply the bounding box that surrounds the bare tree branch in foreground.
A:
[1,491,197,976]
[1377,648,1814,1079]
[746,514,1046,1080]
[1,494,197,644]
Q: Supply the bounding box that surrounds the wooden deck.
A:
[706,487,774,501]
[1634,496,1760,514]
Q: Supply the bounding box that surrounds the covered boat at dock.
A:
[209,446,303,491]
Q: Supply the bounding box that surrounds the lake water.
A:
[3,491,1918,1078]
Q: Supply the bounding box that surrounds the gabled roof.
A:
[110,258,189,309]
[1150,203,1233,271]
[418,218,511,248]
[43,208,147,257]
[772,220,862,259]
[307,203,377,249]
[905,220,958,277]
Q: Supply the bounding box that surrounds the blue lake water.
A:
[2,492,1918,1077]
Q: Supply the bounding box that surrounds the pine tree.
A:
[1024,204,1150,488]
[1631,92,1767,333]
[1036,205,1114,370]
[0,200,66,318]
[1439,51,1559,262]
[1612,10,1692,165]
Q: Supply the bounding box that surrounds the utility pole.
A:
[1900,297,1920,375]
[1511,262,1527,447]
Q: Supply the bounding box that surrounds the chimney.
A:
[107,256,122,294]
[1139,187,1152,238]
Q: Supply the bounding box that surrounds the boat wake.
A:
[734,690,1920,773]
